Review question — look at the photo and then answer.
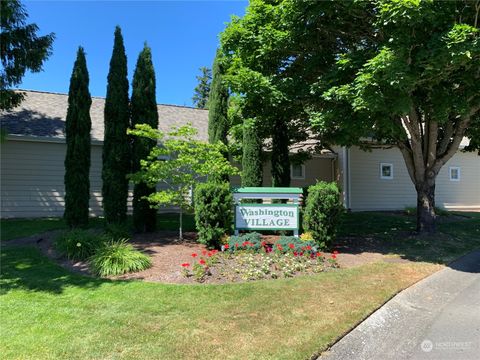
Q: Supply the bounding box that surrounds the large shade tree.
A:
[64,47,92,228]
[221,0,480,233]
[131,44,159,233]
[102,26,130,225]
[0,0,54,110]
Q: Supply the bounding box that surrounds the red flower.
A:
[333,250,339,255]
[293,252,298,257]
[331,254,337,259]
[207,252,213,257]
[181,263,190,267]
[191,253,198,258]
[235,243,239,248]
[261,241,266,246]
[224,244,229,249]
[288,243,295,249]
[202,249,208,255]
[306,245,312,251]
[276,244,283,251]
[199,259,206,265]
[316,252,323,257]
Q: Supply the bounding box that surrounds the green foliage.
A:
[303,182,343,248]
[102,26,130,225]
[131,44,158,232]
[275,236,317,254]
[192,66,212,109]
[271,118,290,187]
[208,50,230,146]
[88,239,152,277]
[193,182,233,248]
[64,47,92,228]
[103,223,131,241]
[54,229,101,261]
[0,0,55,110]
[228,232,262,252]
[241,119,263,186]
[129,123,238,238]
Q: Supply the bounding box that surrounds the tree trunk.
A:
[416,182,436,233]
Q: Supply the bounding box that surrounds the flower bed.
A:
[180,242,339,283]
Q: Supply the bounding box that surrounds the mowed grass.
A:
[0,213,196,241]
[0,246,439,360]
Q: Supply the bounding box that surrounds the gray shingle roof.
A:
[0,90,209,142]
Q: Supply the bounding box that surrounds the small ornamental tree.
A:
[102,26,130,225]
[131,44,158,233]
[241,119,263,187]
[64,47,92,228]
[128,124,239,240]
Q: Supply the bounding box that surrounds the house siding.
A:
[348,146,480,211]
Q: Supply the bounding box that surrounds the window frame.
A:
[380,163,394,180]
[449,166,461,182]
[290,163,306,180]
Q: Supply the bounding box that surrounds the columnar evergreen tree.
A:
[192,66,212,109]
[64,47,92,228]
[242,119,263,187]
[131,44,158,232]
[208,50,229,145]
[102,26,130,224]
[271,118,290,187]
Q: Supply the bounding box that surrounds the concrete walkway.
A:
[319,250,480,360]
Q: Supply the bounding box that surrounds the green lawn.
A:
[0,213,196,242]
[0,246,438,360]
[1,211,479,359]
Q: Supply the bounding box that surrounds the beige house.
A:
[1,90,479,218]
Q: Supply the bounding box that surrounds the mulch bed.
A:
[6,230,414,284]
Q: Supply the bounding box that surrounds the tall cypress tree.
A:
[271,118,290,187]
[64,47,92,228]
[242,119,263,187]
[102,26,130,224]
[131,44,158,232]
[208,50,229,145]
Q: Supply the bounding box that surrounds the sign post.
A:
[232,187,302,237]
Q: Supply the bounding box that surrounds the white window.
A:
[291,164,305,180]
[380,163,393,180]
[449,166,461,181]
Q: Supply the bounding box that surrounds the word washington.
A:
[239,208,295,218]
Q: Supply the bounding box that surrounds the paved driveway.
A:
[319,250,480,360]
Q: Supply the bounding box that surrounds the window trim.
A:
[449,166,461,181]
[380,163,393,180]
[290,164,306,180]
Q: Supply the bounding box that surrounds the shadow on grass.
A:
[335,211,480,270]
[0,246,109,295]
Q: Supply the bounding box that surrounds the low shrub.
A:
[194,182,233,248]
[274,236,317,254]
[303,181,343,248]
[89,239,152,277]
[228,232,262,252]
[104,223,131,241]
[54,229,102,260]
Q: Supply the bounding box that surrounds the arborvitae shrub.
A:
[302,181,344,248]
[194,182,233,248]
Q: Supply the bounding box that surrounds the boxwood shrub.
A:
[302,181,343,248]
[194,181,233,248]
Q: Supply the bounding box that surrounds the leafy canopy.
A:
[128,124,239,212]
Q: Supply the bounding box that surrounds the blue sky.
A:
[20,0,247,106]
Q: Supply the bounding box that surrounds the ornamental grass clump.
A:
[89,239,151,277]
[54,229,102,261]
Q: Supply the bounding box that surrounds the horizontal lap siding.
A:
[349,146,480,211]
[0,140,132,218]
